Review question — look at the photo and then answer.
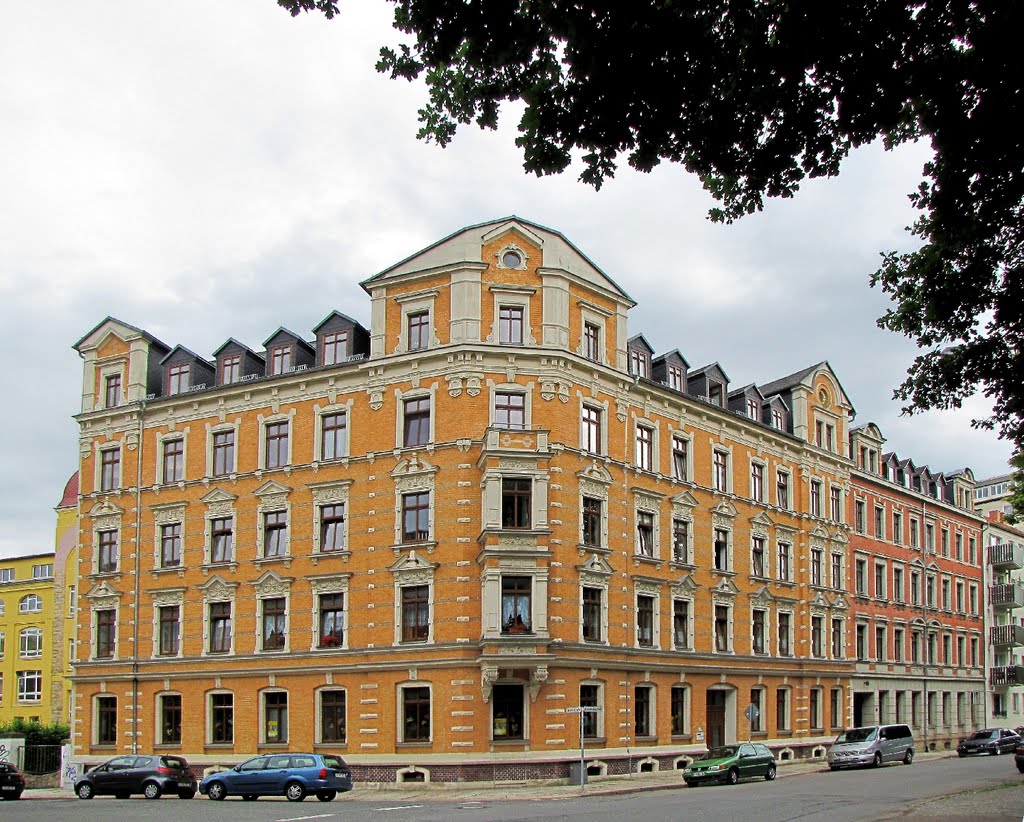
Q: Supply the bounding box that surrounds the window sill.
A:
[712,569,736,577]
[257,742,290,749]
[579,544,612,555]
[396,741,432,748]
[203,743,235,750]
[255,555,292,565]
[310,550,351,564]
[491,737,529,746]
[202,561,239,573]
[391,541,438,555]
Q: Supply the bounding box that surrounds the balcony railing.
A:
[990,583,1024,610]
[989,624,1024,647]
[989,542,1024,571]
[991,665,1024,688]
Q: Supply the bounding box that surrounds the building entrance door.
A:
[853,691,871,727]
[706,691,726,748]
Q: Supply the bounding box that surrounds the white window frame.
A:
[315,686,349,745]
[580,399,608,455]
[394,290,438,354]
[488,286,536,345]
[155,431,188,485]
[489,382,532,430]
[395,385,437,450]
[257,411,295,471]
[205,421,240,478]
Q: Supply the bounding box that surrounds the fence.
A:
[22,745,62,775]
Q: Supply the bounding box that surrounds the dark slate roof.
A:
[313,310,366,333]
[212,337,263,359]
[627,334,655,355]
[689,362,732,383]
[757,362,823,398]
[73,316,170,353]
[159,344,214,368]
[728,383,765,400]
[262,327,316,353]
[652,349,690,368]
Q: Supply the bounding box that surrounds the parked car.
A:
[75,754,197,800]
[0,761,26,800]
[199,753,352,802]
[957,728,1021,757]
[1014,740,1024,773]
[827,724,915,770]
[682,743,776,787]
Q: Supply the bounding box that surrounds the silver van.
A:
[827,724,914,769]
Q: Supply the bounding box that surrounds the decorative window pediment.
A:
[829,528,849,545]
[578,554,614,584]
[577,461,613,487]
[390,550,438,584]
[633,487,664,510]
[309,572,351,596]
[711,576,740,599]
[88,500,124,532]
[750,511,774,529]
[710,500,737,528]
[634,575,662,597]
[152,501,186,525]
[750,585,775,607]
[672,490,699,513]
[253,569,293,597]
[809,524,830,540]
[809,591,830,609]
[84,582,122,605]
[152,587,185,607]
[309,479,352,504]
[392,454,438,493]
[670,572,700,598]
[254,479,292,497]
[200,488,237,505]
[197,574,238,601]
[831,593,850,611]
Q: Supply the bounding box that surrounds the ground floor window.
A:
[211,693,233,744]
[264,691,288,743]
[320,689,347,743]
[580,684,600,738]
[403,686,431,742]
[671,686,689,736]
[96,695,117,745]
[635,685,653,738]
[492,683,525,739]
[160,694,181,744]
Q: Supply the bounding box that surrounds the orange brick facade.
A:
[68,218,981,781]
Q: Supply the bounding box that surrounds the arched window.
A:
[19,594,43,613]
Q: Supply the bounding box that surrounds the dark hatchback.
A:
[199,753,352,802]
[0,761,26,800]
[957,728,1021,757]
[75,754,197,800]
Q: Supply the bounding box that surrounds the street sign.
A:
[567,706,599,713]
[744,703,760,722]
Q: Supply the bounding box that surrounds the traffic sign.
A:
[566,706,599,713]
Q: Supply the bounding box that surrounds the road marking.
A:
[275,815,335,821]
[374,805,424,811]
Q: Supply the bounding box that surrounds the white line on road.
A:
[374,805,424,811]
[274,815,336,821]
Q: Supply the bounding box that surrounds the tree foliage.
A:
[0,718,70,746]
[280,0,1023,499]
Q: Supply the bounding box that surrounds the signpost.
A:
[567,706,599,788]
[744,703,760,742]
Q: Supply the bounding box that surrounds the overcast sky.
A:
[0,1,1010,560]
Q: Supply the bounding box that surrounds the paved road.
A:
[11,754,1024,821]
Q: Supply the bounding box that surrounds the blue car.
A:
[199,753,352,802]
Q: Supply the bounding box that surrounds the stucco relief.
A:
[309,574,351,595]
[151,588,185,607]
[253,570,293,597]
[199,575,238,602]
[152,503,186,525]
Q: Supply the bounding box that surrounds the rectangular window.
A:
[211,693,233,743]
[320,504,346,552]
[96,696,117,744]
[672,436,688,481]
[751,536,766,577]
[955,532,963,560]
[158,605,180,656]
[893,627,904,663]
[671,686,688,736]
[812,615,824,657]
[160,694,182,744]
[221,355,241,385]
[635,425,653,471]
[751,463,764,502]
[210,517,233,563]
[776,689,789,731]
[778,613,791,655]
[582,587,602,642]
[832,618,844,658]
[668,365,684,391]
[319,593,345,647]
[209,602,232,654]
[673,519,690,563]
[104,374,121,408]
[270,345,291,375]
[810,688,822,730]
[636,511,654,557]
[401,585,429,642]
[321,412,347,460]
[261,597,286,651]
[320,690,347,743]
[893,567,904,602]
[100,448,120,491]
[673,599,690,649]
[911,571,921,605]
[875,626,886,661]
[501,576,533,634]
[925,523,935,553]
[95,609,115,659]
[16,670,40,703]
[874,563,886,599]
[212,430,234,476]
[810,480,821,517]
[777,542,791,582]
[162,438,184,483]
[831,554,843,589]
[909,518,919,549]
[713,528,729,571]
[811,548,822,586]
[583,322,600,361]
[498,305,524,344]
[403,686,431,741]
[494,392,526,429]
[941,528,950,556]
[855,500,866,533]
[747,398,759,419]
[581,405,602,454]
[969,536,977,564]
[321,331,347,365]
[855,558,867,596]
[856,624,867,659]
[750,688,764,732]
[264,692,288,743]
[403,396,430,447]
[582,497,602,548]
[637,595,655,647]
[401,492,430,542]
[713,450,729,492]
[19,628,42,658]
[634,685,652,737]
[502,478,532,529]
[714,604,730,652]
[98,529,118,573]
[168,363,189,395]
[263,510,287,557]
[893,512,903,544]
[874,506,884,538]
[629,350,648,378]
[160,522,181,568]
[776,470,789,509]
[830,487,842,521]
[407,311,429,351]
[265,421,289,469]
[752,609,766,654]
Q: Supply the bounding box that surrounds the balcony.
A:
[991,665,1024,688]
[989,623,1024,647]
[989,542,1024,571]
[990,583,1024,610]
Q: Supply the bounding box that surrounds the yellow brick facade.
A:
[70,218,874,780]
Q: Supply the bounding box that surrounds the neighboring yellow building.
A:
[54,472,80,725]
[0,552,57,723]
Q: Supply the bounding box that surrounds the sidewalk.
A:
[21,752,955,802]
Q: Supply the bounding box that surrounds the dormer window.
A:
[168,364,189,396]
[270,346,292,375]
[104,374,121,409]
[221,355,241,385]
[322,331,347,366]
[746,398,758,419]
[629,350,648,378]
[771,408,785,429]
[667,366,684,391]
[708,382,724,407]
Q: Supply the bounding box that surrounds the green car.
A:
[682,743,777,786]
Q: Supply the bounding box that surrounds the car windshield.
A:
[160,756,187,769]
[835,727,877,744]
[970,730,996,740]
[703,747,735,760]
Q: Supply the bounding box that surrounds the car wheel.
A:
[285,781,306,802]
[958,752,966,758]
[1,792,23,801]
[143,782,162,800]
[764,764,776,781]
[904,749,914,765]
[317,791,336,802]
[684,779,695,787]
[243,795,258,801]
[828,765,839,771]
[206,781,226,801]
[1017,764,1024,774]
[177,789,196,800]
[726,768,739,786]
[76,783,95,800]
[872,752,882,768]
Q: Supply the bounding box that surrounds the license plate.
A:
[2,786,16,791]
[178,781,192,787]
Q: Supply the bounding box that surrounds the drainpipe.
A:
[131,400,146,754]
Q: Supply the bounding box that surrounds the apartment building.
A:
[848,424,985,750]
[983,511,1024,727]
[70,218,881,780]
